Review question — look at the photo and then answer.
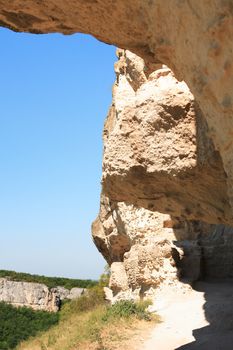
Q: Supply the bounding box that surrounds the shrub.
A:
[0,302,59,349]
[0,270,98,290]
[102,300,152,322]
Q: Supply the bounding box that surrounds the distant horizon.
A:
[0,267,99,280]
[0,29,116,280]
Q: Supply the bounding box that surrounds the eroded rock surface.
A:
[93,194,233,302]
[0,278,59,312]
[93,196,186,302]
[1,1,233,303]
[0,279,86,311]
[102,50,229,224]
[54,286,85,301]
[0,1,233,224]
[92,50,233,302]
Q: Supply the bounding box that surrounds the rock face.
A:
[0,278,59,312]
[0,279,86,312]
[53,286,85,301]
[1,1,233,302]
[93,196,184,302]
[92,50,233,302]
[0,1,232,224]
[102,50,229,224]
[93,195,233,302]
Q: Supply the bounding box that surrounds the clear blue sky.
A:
[0,28,116,280]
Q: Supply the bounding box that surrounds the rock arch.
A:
[0,1,232,224]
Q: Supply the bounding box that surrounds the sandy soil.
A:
[139,280,233,350]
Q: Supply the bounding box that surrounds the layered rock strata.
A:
[0,1,233,224]
[0,279,85,312]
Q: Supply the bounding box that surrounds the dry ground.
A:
[78,320,156,350]
[140,280,233,350]
[17,305,157,350]
[18,280,233,350]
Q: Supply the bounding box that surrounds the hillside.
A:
[16,287,157,350]
[0,302,59,350]
[0,272,99,349]
[0,269,158,350]
[0,270,97,290]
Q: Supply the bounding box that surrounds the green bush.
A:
[0,302,59,349]
[0,270,98,290]
[102,300,152,322]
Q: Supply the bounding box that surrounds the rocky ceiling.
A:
[0,0,233,225]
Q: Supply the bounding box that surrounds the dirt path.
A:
[140,280,233,350]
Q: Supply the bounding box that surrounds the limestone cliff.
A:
[102,50,228,224]
[93,192,233,302]
[92,50,233,302]
[0,279,85,312]
[0,278,59,312]
[0,1,233,302]
[0,1,232,224]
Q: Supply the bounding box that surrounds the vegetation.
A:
[0,302,59,350]
[61,284,106,316]
[17,285,159,350]
[0,270,98,289]
[102,299,153,321]
[98,265,110,288]
[0,268,159,350]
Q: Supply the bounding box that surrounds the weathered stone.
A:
[1,0,233,305]
[52,286,70,301]
[93,194,233,302]
[92,50,233,303]
[0,1,233,224]
[102,50,230,224]
[0,278,59,312]
[110,262,129,292]
[0,279,86,311]
[66,287,86,300]
[93,194,190,302]
[199,225,233,279]
[52,286,85,300]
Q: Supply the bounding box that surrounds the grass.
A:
[16,287,160,350]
